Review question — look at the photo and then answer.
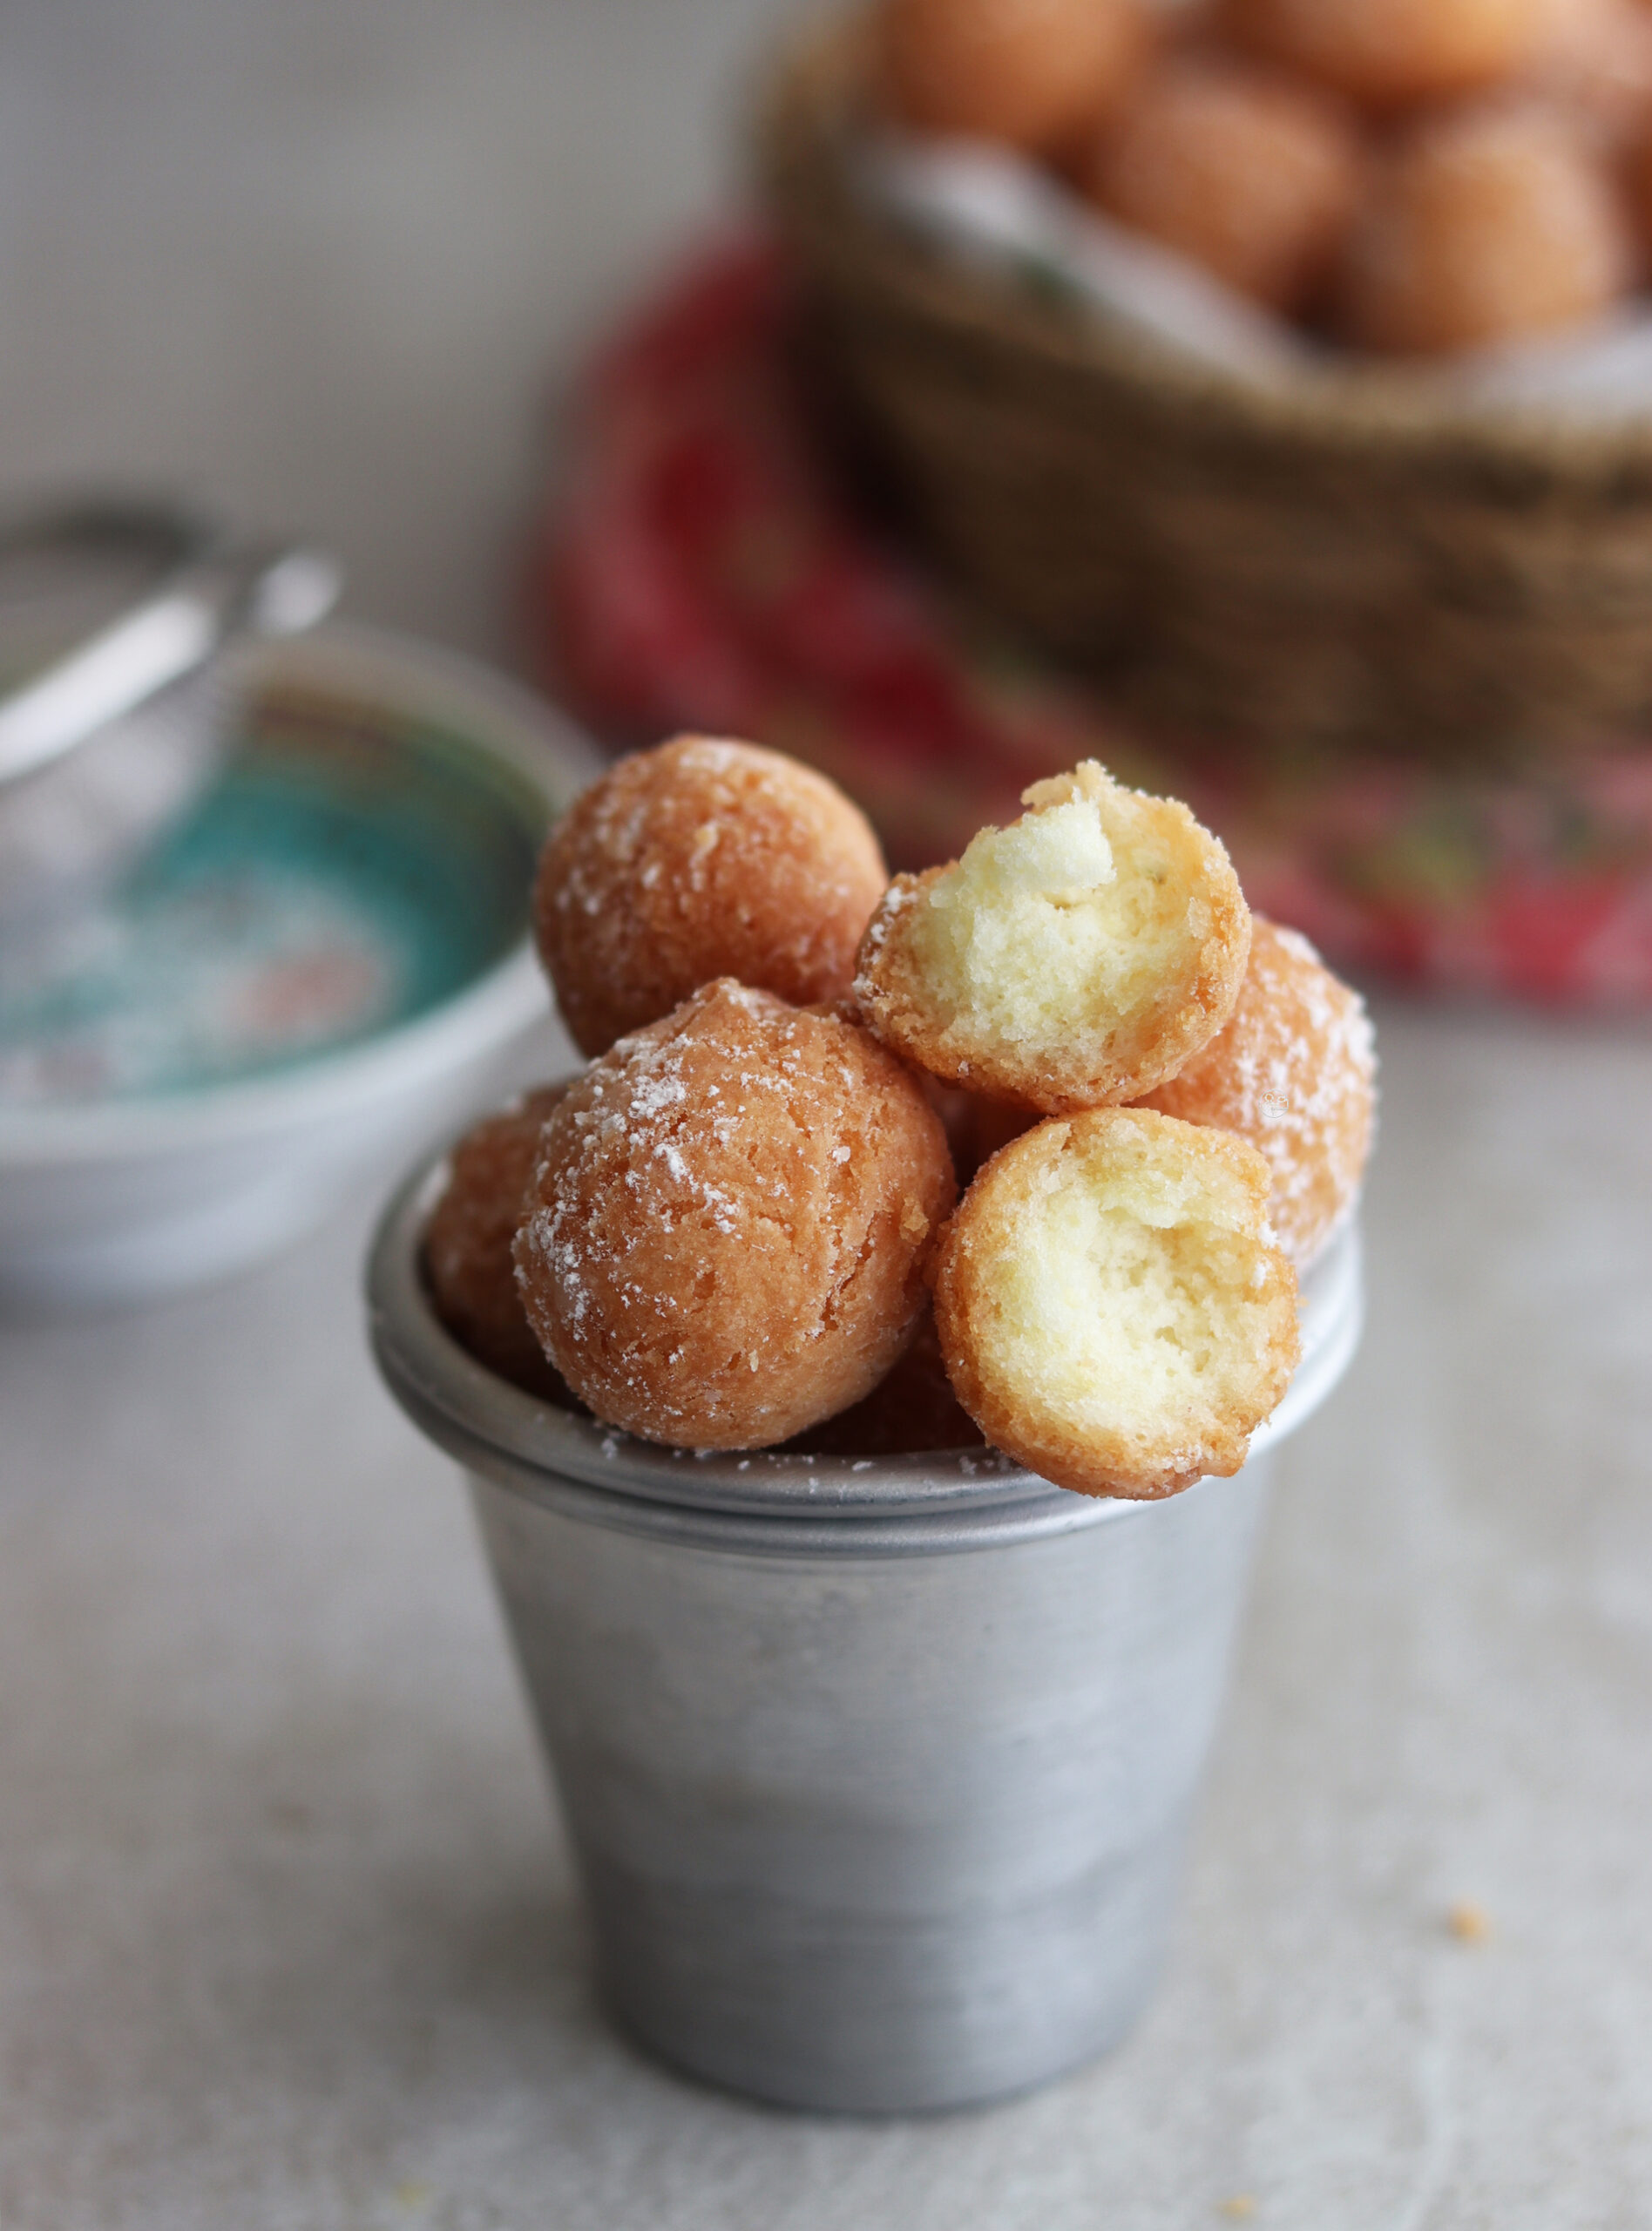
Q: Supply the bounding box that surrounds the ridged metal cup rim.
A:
[367,1143,1364,1555]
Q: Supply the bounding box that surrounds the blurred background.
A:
[1,0,779,657]
[5,3,1652,2227]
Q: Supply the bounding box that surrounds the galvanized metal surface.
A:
[470,1461,1270,2111]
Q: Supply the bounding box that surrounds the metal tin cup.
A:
[368,1157,1363,2115]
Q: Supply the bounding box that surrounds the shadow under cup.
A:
[368,1161,1363,2115]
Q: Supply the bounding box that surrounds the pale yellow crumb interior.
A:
[909,766,1206,1050]
[984,1150,1260,1434]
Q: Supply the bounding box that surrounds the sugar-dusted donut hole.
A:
[1078,55,1366,313]
[1138,917,1376,1270]
[1529,0,1652,154]
[533,735,888,1058]
[879,0,1153,153]
[853,761,1251,1114]
[423,1085,577,1400]
[1225,0,1549,110]
[931,1107,1300,1500]
[1338,102,1634,355]
[513,980,956,1450]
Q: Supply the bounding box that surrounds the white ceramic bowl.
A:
[0,623,599,1307]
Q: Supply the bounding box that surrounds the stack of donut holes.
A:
[423,733,1374,1500]
[877,0,1652,356]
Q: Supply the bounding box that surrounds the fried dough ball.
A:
[853,761,1251,1115]
[513,980,956,1450]
[931,1108,1300,1499]
[1527,0,1652,151]
[1224,0,1547,109]
[879,0,1153,153]
[1137,919,1375,1270]
[533,736,887,1059]
[423,1085,578,1400]
[1338,103,1635,354]
[1077,57,1365,312]
[784,1305,985,1455]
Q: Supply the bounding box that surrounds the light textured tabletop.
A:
[3,1000,1651,2230]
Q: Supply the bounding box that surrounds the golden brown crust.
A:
[1223,0,1547,109]
[853,763,1251,1115]
[1337,103,1632,355]
[423,1086,579,1400]
[533,735,888,1057]
[931,1108,1299,1499]
[878,0,1152,150]
[513,980,957,1450]
[1077,55,1366,315]
[1527,0,1652,158]
[1138,917,1376,1269]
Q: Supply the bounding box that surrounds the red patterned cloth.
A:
[538,232,1652,1002]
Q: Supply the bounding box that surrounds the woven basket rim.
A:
[755,10,1652,477]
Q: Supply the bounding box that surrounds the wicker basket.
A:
[757,18,1652,758]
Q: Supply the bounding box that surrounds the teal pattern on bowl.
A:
[0,684,547,1107]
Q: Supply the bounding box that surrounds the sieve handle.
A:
[0,535,340,789]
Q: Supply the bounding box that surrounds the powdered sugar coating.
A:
[533,735,888,1056]
[512,980,956,1449]
[1139,918,1375,1268]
